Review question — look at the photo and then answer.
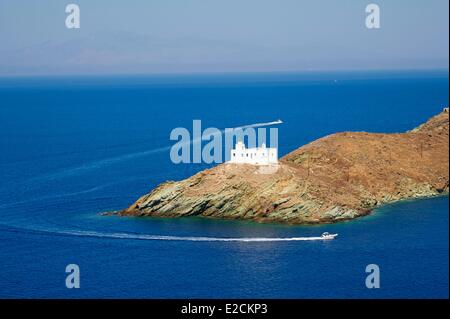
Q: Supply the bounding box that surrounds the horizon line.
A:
[0,67,448,79]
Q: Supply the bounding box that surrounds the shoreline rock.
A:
[116,111,449,225]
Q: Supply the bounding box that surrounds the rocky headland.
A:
[118,110,449,224]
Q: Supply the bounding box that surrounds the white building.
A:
[229,140,278,165]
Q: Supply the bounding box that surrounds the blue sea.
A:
[0,71,448,298]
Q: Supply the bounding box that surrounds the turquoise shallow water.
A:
[0,71,448,298]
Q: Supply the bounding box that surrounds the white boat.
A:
[321,232,338,240]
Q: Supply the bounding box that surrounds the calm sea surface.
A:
[0,71,448,298]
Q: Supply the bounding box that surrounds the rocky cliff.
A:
[118,110,449,224]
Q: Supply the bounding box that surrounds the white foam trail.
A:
[60,119,282,172]
[20,119,283,184]
[240,119,283,129]
[0,223,334,243]
[182,119,283,145]
[53,229,329,242]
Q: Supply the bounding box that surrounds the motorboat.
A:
[321,232,338,240]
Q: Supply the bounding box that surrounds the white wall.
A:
[229,142,278,165]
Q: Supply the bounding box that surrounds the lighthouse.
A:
[229,140,278,165]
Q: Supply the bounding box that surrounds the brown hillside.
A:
[118,110,449,224]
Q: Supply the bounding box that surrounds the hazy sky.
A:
[0,0,448,76]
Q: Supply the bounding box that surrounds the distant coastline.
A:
[1,68,448,87]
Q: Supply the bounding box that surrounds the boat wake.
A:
[56,230,332,242]
[21,120,283,184]
[240,119,283,129]
[2,224,334,243]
